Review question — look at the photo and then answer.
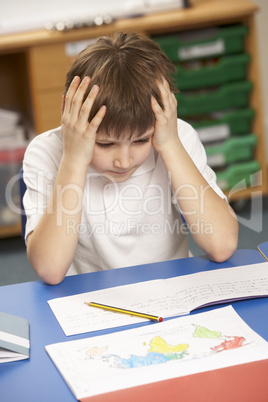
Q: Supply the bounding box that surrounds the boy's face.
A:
[89,128,154,183]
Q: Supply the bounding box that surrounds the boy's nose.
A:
[113,147,133,169]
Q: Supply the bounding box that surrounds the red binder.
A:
[80,359,268,402]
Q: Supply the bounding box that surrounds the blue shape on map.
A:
[107,352,171,369]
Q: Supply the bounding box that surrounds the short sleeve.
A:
[22,128,62,243]
[177,118,227,201]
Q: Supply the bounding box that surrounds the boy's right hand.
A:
[61,76,106,172]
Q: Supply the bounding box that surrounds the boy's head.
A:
[64,31,177,139]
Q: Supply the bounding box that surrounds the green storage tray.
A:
[177,81,253,117]
[174,54,250,90]
[154,25,248,62]
[189,108,255,142]
[216,160,260,191]
[205,134,257,168]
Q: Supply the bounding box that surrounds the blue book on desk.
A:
[0,312,30,363]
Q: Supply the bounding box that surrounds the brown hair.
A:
[64,31,177,138]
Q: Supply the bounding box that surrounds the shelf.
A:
[0,1,258,53]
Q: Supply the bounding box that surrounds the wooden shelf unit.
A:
[0,0,267,237]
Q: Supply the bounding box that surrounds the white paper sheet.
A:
[165,262,268,311]
[48,262,268,336]
[45,306,268,400]
[48,280,187,335]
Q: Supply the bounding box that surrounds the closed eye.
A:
[96,137,151,148]
[96,142,114,148]
[134,137,151,144]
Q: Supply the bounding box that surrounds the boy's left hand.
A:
[151,79,180,154]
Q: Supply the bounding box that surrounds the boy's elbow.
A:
[27,251,66,285]
[32,261,66,285]
[208,217,239,263]
[208,234,238,263]
[41,270,66,286]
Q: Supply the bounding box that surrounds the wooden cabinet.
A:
[0,0,267,237]
[27,43,76,131]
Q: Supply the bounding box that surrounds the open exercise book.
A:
[48,262,268,336]
[45,306,268,401]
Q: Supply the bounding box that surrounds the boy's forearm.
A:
[151,80,238,262]
[159,141,239,262]
[27,77,106,284]
[27,158,87,284]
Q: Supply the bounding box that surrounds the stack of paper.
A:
[0,109,25,147]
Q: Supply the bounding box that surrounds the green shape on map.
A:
[193,325,221,339]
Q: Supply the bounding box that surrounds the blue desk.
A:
[0,249,267,402]
[258,241,268,261]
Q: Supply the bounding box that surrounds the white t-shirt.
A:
[23,119,226,275]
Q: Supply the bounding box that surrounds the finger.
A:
[63,76,81,116]
[85,105,107,138]
[61,95,65,116]
[151,96,166,123]
[158,79,173,109]
[170,91,178,108]
[79,84,100,121]
[74,84,101,133]
[159,80,178,117]
[68,76,92,121]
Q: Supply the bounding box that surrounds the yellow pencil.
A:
[85,301,163,322]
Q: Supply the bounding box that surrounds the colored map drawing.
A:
[193,324,222,339]
[104,352,174,368]
[148,336,189,354]
[211,336,246,352]
[84,324,248,370]
[86,345,108,357]
[98,336,189,369]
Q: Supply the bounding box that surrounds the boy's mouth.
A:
[112,170,130,175]
[109,168,134,175]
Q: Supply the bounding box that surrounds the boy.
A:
[23,32,238,284]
